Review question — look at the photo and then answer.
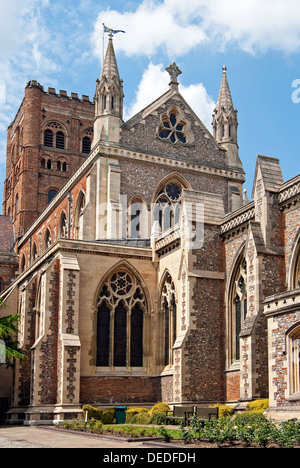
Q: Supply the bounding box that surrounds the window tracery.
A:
[229,257,247,364]
[288,326,300,395]
[158,109,188,144]
[154,181,182,233]
[295,247,300,289]
[161,272,177,367]
[96,270,146,369]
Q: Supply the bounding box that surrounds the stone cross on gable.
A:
[166,62,182,90]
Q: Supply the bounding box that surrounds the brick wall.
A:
[80,376,161,405]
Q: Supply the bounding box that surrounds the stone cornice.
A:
[278,175,300,208]
[2,238,152,299]
[221,201,255,236]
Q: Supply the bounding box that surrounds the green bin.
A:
[115,406,127,424]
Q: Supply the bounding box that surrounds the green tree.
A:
[0,298,27,368]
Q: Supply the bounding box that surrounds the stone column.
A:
[54,253,82,424]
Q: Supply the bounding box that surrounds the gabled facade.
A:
[1,35,299,424]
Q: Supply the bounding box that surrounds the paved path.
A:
[0,425,154,449]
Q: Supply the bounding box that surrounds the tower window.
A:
[48,189,58,204]
[56,131,65,149]
[44,129,53,147]
[82,136,91,154]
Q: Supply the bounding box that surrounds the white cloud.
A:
[0,80,6,105]
[93,0,300,59]
[125,62,215,131]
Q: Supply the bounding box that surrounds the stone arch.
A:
[158,269,178,368]
[287,227,300,290]
[225,243,247,367]
[58,210,68,239]
[94,261,150,370]
[152,173,191,234]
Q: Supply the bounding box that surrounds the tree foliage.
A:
[0,298,27,368]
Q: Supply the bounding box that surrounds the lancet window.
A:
[229,257,247,364]
[161,272,177,367]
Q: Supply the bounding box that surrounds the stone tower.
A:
[213,66,242,171]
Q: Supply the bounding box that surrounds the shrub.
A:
[149,412,166,425]
[126,407,149,424]
[246,399,269,413]
[275,419,300,448]
[214,404,235,418]
[82,405,115,424]
[88,418,103,434]
[158,427,172,442]
[131,412,152,425]
[101,408,115,424]
[150,402,170,414]
[82,404,102,420]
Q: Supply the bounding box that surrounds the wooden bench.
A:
[165,406,194,426]
[186,406,219,426]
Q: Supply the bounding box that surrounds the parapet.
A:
[26,80,94,104]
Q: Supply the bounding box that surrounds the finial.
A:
[222,65,227,73]
[166,62,182,85]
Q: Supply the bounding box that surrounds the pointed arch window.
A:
[294,246,300,289]
[154,181,182,233]
[58,211,68,239]
[229,258,247,364]
[74,191,86,239]
[287,325,300,397]
[43,228,52,251]
[128,198,148,238]
[96,270,146,369]
[161,272,177,367]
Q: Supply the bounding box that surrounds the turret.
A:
[93,33,124,145]
[213,66,242,169]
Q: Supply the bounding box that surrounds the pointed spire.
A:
[95,33,124,119]
[213,66,238,145]
[216,66,234,113]
[93,33,124,145]
[100,33,121,84]
[212,66,243,173]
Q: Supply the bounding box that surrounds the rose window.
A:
[158,112,187,144]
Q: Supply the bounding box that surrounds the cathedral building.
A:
[0,34,299,425]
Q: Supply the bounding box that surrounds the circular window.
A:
[110,272,133,296]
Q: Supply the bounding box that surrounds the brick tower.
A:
[2,81,95,238]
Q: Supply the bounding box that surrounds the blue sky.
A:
[0,0,299,210]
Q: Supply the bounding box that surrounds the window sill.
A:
[95,367,147,377]
[286,392,300,402]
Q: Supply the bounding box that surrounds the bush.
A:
[214,404,235,418]
[276,419,300,448]
[246,399,269,413]
[82,404,102,420]
[82,405,116,424]
[131,412,152,425]
[126,407,149,424]
[88,418,103,434]
[150,402,170,414]
[149,412,166,425]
